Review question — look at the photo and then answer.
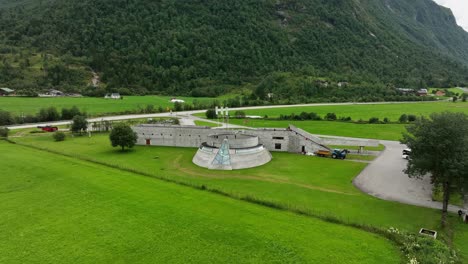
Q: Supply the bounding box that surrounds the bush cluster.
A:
[247,112,425,125]
[53,131,66,141]
[386,227,460,264]
[0,127,8,138]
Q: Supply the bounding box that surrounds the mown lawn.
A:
[15,134,457,233]
[230,119,407,140]
[236,102,468,121]
[0,141,401,263]
[194,120,221,127]
[0,95,216,116]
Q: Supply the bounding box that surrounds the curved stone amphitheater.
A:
[192,133,272,170]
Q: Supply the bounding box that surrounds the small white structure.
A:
[49,89,64,96]
[0,87,15,96]
[419,228,437,239]
[38,89,64,97]
[105,93,121,99]
[170,98,185,103]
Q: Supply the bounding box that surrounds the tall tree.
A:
[71,115,88,134]
[401,112,468,226]
[109,124,138,151]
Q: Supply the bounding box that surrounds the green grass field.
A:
[233,102,468,121]
[0,95,216,116]
[231,119,407,140]
[194,120,222,127]
[0,141,401,263]
[7,131,468,261]
[14,134,460,232]
[191,102,468,140]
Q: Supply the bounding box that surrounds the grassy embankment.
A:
[0,141,400,263]
[14,133,468,257]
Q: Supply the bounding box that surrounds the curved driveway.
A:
[353,139,463,213]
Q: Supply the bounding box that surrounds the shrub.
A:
[53,131,66,141]
[0,110,14,126]
[0,127,9,138]
[234,111,246,118]
[61,106,83,120]
[144,104,155,113]
[408,114,417,122]
[462,94,467,102]
[369,117,380,124]
[71,115,88,134]
[174,102,183,111]
[325,113,337,121]
[386,227,460,264]
[299,111,310,120]
[205,109,217,119]
[38,107,60,122]
[399,114,408,123]
[309,112,322,120]
[383,117,390,123]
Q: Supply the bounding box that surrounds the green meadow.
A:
[231,119,407,141]
[194,120,222,127]
[0,141,400,263]
[237,102,468,121]
[0,95,214,116]
[191,102,468,140]
[14,133,468,256]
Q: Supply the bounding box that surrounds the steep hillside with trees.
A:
[0,0,467,98]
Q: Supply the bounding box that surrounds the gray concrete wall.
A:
[133,125,209,148]
[133,124,326,153]
[207,134,259,148]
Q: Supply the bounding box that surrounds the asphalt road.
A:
[353,139,463,213]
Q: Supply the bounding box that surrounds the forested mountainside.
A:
[0,0,467,99]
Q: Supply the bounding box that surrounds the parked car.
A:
[402,148,411,159]
[314,149,349,159]
[37,126,58,132]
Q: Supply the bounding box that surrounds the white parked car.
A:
[402,148,411,160]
